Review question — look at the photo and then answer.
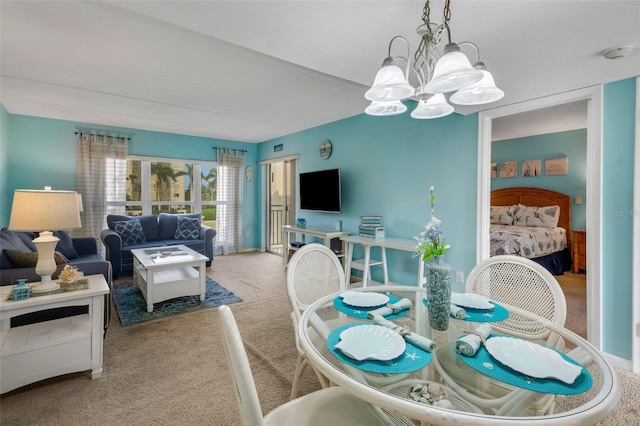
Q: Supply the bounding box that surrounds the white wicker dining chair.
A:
[286,243,347,400]
[216,305,389,426]
[432,255,568,416]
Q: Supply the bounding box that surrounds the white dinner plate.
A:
[485,336,583,384]
[334,324,406,361]
[451,293,494,310]
[342,293,390,308]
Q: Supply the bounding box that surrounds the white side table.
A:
[0,274,110,393]
[282,225,349,267]
[341,235,426,288]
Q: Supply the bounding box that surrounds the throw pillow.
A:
[513,204,561,228]
[113,219,147,246]
[174,216,201,240]
[53,231,80,259]
[490,205,517,225]
[4,250,69,268]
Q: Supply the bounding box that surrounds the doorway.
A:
[265,157,296,255]
[477,86,603,350]
[491,101,589,339]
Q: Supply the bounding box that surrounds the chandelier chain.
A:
[422,0,452,47]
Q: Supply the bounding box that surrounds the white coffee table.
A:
[131,245,208,312]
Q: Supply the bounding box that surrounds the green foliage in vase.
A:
[415,186,450,261]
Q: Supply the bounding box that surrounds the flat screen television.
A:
[299,168,341,213]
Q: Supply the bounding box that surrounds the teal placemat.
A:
[327,322,432,374]
[422,299,509,322]
[334,294,410,320]
[455,334,592,395]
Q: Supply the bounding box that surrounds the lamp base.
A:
[31,276,60,294]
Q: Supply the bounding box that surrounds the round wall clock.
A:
[319,140,332,159]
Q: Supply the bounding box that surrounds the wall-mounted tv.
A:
[299,168,341,213]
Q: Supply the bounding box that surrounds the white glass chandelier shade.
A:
[424,48,483,94]
[9,188,82,293]
[410,94,455,119]
[449,69,505,105]
[365,100,408,116]
[364,65,415,101]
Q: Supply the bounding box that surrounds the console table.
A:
[0,274,110,393]
[341,235,426,287]
[282,225,349,267]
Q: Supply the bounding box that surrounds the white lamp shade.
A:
[425,50,483,94]
[365,100,407,116]
[9,189,82,232]
[450,70,505,105]
[410,94,454,119]
[365,65,415,101]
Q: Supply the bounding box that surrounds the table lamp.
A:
[8,187,82,293]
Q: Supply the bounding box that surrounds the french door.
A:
[264,156,296,255]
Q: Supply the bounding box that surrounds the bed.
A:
[490,187,572,275]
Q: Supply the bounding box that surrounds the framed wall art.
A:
[522,159,542,177]
[499,161,518,178]
[545,156,568,175]
[491,163,497,179]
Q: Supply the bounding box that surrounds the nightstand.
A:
[572,230,586,273]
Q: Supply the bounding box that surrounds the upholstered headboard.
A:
[491,187,572,247]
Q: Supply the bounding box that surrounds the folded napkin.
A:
[454,324,492,357]
[366,298,412,319]
[373,315,436,352]
[450,304,467,319]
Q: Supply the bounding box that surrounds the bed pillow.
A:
[112,219,147,246]
[490,205,518,225]
[514,204,560,228]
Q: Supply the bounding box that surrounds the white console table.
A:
[282,225,349,267]
[0,274,110,393]
[341,235,426,288]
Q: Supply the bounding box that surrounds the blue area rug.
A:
[113,277,242,326]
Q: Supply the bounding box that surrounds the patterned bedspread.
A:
[490,224,567,259]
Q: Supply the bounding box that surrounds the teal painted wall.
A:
[602,77,636,360]
[259,104,479,289]
[491,129,587,230]
[0,105,9,226]
[1,115,261,250]
[1,76,637,360]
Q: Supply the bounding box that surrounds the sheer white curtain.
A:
[75,133,128,242]
[216,148,245,255]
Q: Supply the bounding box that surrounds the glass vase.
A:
[426,254,452,331]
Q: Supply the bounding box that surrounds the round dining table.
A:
[298,285,620,425]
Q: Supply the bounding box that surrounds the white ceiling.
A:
[1,1,639,143]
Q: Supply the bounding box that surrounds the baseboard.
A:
[605,352,633,371]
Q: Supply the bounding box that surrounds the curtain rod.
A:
[75,132,129,142]
[212,146,247,154]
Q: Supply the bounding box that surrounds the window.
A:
[121,157,218,230]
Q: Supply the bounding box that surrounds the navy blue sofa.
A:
[0,228,111,286]
[100,213,216,278]
[0,227,112,330]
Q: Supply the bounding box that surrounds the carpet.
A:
[113,277,242,326]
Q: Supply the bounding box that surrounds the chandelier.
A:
[365,0,504,119]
